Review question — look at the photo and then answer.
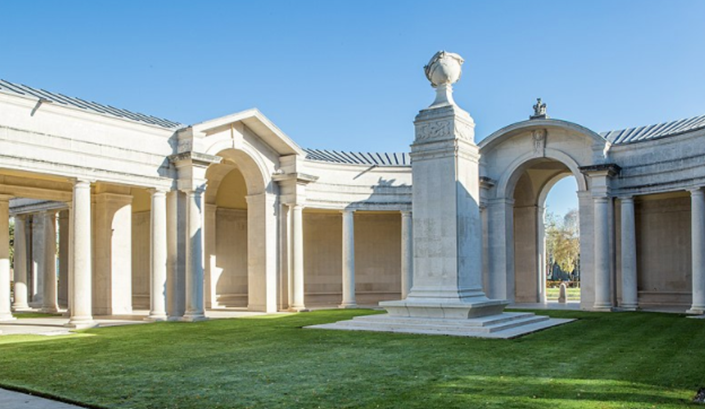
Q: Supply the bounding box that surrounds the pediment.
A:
[192,108,304,157]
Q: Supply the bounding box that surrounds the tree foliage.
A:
[545,209,580,275]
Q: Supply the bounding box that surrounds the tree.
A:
[545,209,580,279]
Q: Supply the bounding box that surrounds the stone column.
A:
[166,190,185,319]
[688,187,705,314]
[58,210,69,309]
[66,179,96,329]
[182,188,206,321]
[0,197,14,321]
[147,189,168,321]
[12,214,30,311]
[340,209,357,308]
[401,210,413,299]
[30,215,44,307]
[620,197,638,310]
[41,210,58,313]
[204,203,218,309]
[593,196,612,311]
[289,204,306,311]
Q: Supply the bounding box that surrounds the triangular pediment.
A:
[192,108,304,157]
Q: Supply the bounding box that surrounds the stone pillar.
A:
[30,214,44,307]
[688,187,705,314]
[204,203,218,309]
[537,205,547,303]
[289,204,306,311]
[12,214,30,311]
[147,189,168,321]
[182,188,206,321]
[620,197,638,310]
[380,52,507,319]
[340,209,356,308]
[166,190,185,319]
[58,210,69,309]
[66,179,96,329]
[400,210,413,299]
[593,196,612,311]
[41,210,58,313]
[0,197,14,321]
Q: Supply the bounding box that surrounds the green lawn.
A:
[546,288,581,300]
[0,309,703,408]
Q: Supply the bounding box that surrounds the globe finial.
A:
[423,51,464,107]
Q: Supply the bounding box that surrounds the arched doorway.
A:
[204,149,268,311]
[509,158,583,304]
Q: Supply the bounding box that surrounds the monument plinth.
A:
[308,51,572,338]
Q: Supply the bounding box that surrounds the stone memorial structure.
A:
[0,51,704,333]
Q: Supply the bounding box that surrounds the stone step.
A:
[305,313,572,339]
[350,312,545,329]
[330,313,549,334]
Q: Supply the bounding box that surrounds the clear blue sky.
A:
[3,1,703,215]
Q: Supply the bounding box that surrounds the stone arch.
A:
[483,120,599,307]
[202,145,279,312]
[496,148,588,200]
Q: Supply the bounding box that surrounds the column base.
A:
[686,307,705,315]
[288,306,309,312]
[338,303,358,309]
[12,304,31,312]
[0,313,16,321]
[65,318,98,329]
[181,313,208,322]
[591,304,614,312]
[618,303,638,311]
[40,307,59,314]
[144,314,168,322]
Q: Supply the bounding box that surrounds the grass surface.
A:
[546,288,581,300]
[0,309,703,408]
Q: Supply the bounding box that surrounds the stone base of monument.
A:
[307,299,574,339]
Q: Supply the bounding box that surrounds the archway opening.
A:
[207,164,249,308]
[511,158,581,304]
[205,147,267,311]
[542,177,580,303]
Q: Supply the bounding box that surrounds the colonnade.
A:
[286,208,414,311]
[591,187,705,313]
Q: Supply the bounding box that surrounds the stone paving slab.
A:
[0,388,84,409]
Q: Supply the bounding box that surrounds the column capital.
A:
[619,195,634,203]
[689,186,704,196]
[148,187,170,196]
[42,209,59,217]
[593,196,611,204]
[401,210,412,217]
[0,194,13,203]
[70,178,95,187]
[341,208,356,215]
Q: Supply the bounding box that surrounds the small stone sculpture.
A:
[423,51,464,108]
[531,98,548,119]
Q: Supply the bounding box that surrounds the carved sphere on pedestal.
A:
[424,51,464,88]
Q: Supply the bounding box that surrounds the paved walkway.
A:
[0,388,83,409]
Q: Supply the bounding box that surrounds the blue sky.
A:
[3,1,704,215]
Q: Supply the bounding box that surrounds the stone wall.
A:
[215,208,248,307]
[303,212,401,306]
[634,194,692,306]
[131,211,150,309]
